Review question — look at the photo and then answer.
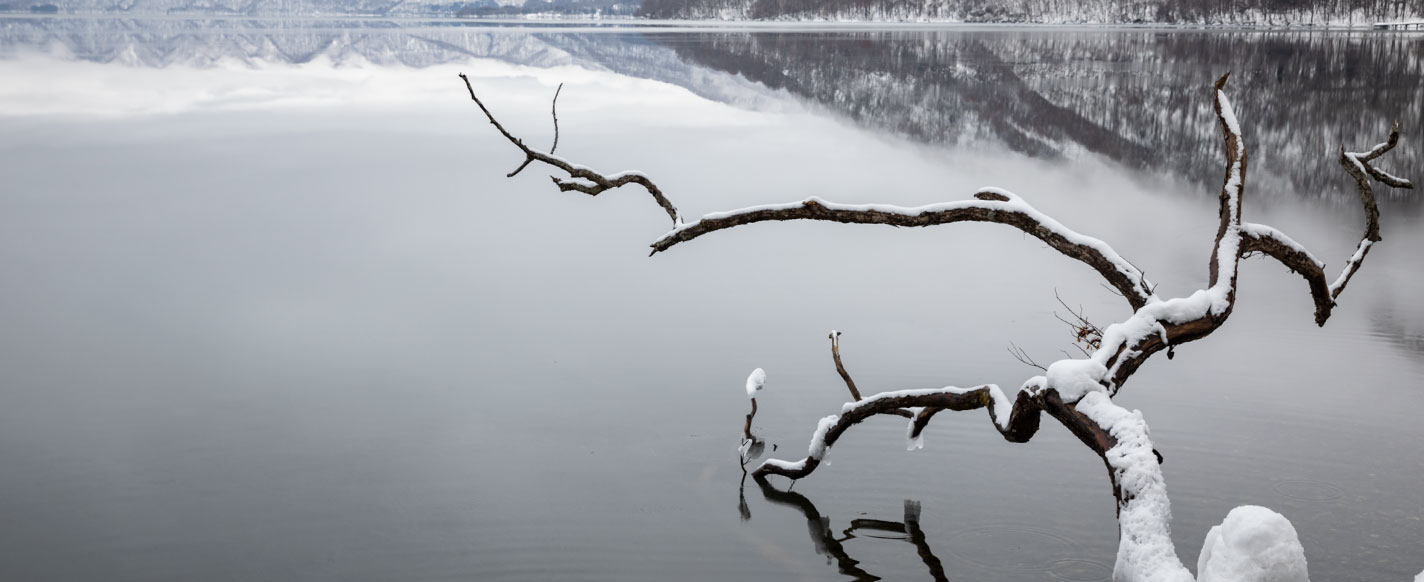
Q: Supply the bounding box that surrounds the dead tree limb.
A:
[829,331,862,401]
[830,332,913,418]
[650,191,1158,312]
[1007,341,1047,370]
[458,74,681,225]
[549,82,562,155]
[463,71,1412,582]
[1054,289,1103,354]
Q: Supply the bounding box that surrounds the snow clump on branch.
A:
[745,368,766,399]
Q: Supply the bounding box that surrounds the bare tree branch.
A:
[1007,341,1046,371]
[550,82,563,155]
[827,331,914,419]
[505,82,565,178]
[459,74,682,225]
[460,73,1156,310]
[829,331,863,401]
[1053,289,1103,353]
[467,72,1412,582]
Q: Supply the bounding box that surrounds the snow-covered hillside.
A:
[639,0,1420,26]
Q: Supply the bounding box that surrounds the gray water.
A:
[1,18,1422,582]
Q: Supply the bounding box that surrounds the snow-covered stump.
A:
[463,72,1413,582]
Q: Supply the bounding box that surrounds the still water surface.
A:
[1,18,1422,581]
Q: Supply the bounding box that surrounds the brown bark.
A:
[459,74,682,226]
[829,331,862,401]
[829,332,913,418]
[651,192,1155,312]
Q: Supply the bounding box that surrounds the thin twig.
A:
[550,82,563,155]
[829,331,863,401]
[1007,342,1047,371]
[459,73,682,225]
[829,332,912,418]
[1052,289,1103,354]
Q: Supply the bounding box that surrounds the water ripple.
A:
[1272,479,1343,501]
[947,524,1082,571]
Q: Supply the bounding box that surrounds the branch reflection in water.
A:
[740,475,948,582]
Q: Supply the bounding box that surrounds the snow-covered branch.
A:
[1234,121,1411,324]
[465,71,1413,582]
[733,77,1407,581]
[651,190,1158,311]
[748,75,1412,480]
[753,383,1044,480]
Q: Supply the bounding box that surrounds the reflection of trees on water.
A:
[0,18,592,68]
[741,476,948,582]
[0,19,795,112]
[650,30,1423,207]
[1372,310,1424,362]
[3,19,1418,207]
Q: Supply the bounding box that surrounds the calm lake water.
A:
[1,17,1422,582]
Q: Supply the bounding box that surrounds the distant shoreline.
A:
[0,13,1415,31]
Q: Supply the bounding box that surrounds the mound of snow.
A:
[1198,505,1308,582]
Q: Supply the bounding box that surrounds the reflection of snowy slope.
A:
[995,32,1423,204]
[30,0,537,16]
[0,18,800,111]
[639,0,1421,26]
[33,0,406,16]
[656,31,1423,206]
[2,19,1417,206]
[0,19,571,67]
[541,33,799,112]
